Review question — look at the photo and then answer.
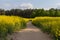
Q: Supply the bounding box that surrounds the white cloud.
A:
[44,8,50,10]
[20,3,33,9]
[56,3,60,9]
[56,3,60,5]
[36,8,50,10]
[0,3,12,10]
[0,3,34,10]
[1,3,19,10]
[4,3,11,7]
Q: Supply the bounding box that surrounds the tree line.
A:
[0,8,60,18]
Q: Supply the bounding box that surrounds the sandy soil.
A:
[7,21,53,40]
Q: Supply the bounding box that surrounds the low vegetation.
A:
[32,17,60,40]
[23,18,34,22]
[0,15,26,40]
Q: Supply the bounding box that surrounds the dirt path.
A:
[7,21,53,40]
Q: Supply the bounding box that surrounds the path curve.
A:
[7,21,53,40]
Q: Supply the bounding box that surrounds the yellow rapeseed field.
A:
[32,17,60,40]
[0,15,26,40]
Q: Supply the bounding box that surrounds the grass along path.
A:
[7,21,53,40]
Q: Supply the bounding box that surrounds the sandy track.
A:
[7,21,53,40]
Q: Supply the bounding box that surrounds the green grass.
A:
[32,17,60,40]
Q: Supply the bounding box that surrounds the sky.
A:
[0,0,60,10]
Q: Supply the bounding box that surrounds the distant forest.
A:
[0,8,60,18]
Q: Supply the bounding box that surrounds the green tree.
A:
[49,8,55,16]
